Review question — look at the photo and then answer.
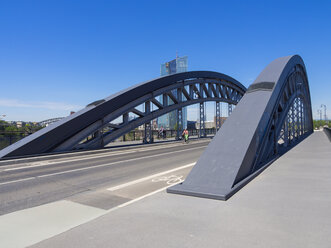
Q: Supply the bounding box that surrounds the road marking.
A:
[107,162,194,191]
[0,177,35,186]
[0,138,208,167]
[115,185,172,209]
[152,175,184,185]
[0,146,205,186]
[1,140,207,172]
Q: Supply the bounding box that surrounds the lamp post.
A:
[321,104,327,125]
[317,109,322,128]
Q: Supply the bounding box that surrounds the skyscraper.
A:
[158,55,188,130]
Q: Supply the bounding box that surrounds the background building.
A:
[158,55,188,130]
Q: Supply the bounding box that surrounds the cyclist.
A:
[182,129,189,143]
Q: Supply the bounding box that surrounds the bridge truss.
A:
[0,71,246,158]
[168,55,313,200]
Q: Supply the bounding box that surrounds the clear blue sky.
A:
[0,0,330,121]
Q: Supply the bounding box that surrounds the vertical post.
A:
[228,103,233,116]
[292,103,296,140]
[199,83,205,138]
[144,101,152,143]
[273,113,278,155]
[176,88,183,140]
[284,114,289,147]
[216,101,220,131]
[300,99,303,136]
[177,108,183,140]
[294,98,297,139]
[303,100,306,132]
[123,113,128,142]
[199,102,205,138]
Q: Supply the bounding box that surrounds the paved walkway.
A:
[29,131,331,247]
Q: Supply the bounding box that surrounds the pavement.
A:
[0,139,209,247]
[28,131,331,248]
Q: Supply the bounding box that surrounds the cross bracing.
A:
[0,71,246,158]
[168,55,313,200]
[58,78,245,150]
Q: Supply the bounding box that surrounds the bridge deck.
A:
[31,131,331,248]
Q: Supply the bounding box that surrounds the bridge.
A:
[0,55,329,248]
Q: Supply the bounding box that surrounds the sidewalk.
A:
[32,131,331,248]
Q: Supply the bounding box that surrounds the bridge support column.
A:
[284,114,289,147]
[228,103,233,116]
[216,101,221,131]
[144,101,152,144]
[122,113,129,142]
[177,108,183,140]
[199,102,205,138]
[176,88,183,140]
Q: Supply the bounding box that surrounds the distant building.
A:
[195,121,215,130]
[16,121,24,128]
[158,55,188,130]
[187,121,196,130]
[195,117,227,129]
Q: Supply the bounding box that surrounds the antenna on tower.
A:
[176,51,178,59]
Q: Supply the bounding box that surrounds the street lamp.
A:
[317,109,322,128]
[321,104,327,124]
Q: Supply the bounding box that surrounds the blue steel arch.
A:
[168,55,313,200]
[0,71,246,158]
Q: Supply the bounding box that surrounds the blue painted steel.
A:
[0,71,246,158]
[168,55,313,200]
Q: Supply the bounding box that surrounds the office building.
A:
[158,55,188,130]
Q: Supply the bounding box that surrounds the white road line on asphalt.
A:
[0,146,205,186]
[0,177,35,186]
[2,150,137,172]
[107,162,195,191]
[1,140,207,172]
[0,138,208,167]
[116,185,172,209]
[104,184,178,215]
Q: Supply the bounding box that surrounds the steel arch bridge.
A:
[38,117,64,127]
[168,55,313,200]
[0,71,246,158]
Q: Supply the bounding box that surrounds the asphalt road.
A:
[0,139,210,216]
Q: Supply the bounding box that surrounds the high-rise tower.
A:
[158,55,188,130]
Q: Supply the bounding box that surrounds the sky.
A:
[0,0,330,122]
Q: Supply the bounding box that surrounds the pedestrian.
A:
[159,126,164,139]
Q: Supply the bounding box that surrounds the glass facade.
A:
[158,56,188,130]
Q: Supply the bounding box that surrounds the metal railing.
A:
[107,128,217,143]
[0,128,218,151]
[0,132,30,150]
[323,127,331,142]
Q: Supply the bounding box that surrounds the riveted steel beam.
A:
[168,55,313,201]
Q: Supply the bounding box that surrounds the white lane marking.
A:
[1,140,207,172]
[0,177,35,186]
[107,163,194,191]
[115,185,172,209]
[0,146,205,186]
[0,138,208,167]
[4,161,54,171]
[2,150,137,172]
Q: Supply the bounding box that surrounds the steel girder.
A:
[0,71,246,158]
[168,55,313,200]
[37,117,64,127]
